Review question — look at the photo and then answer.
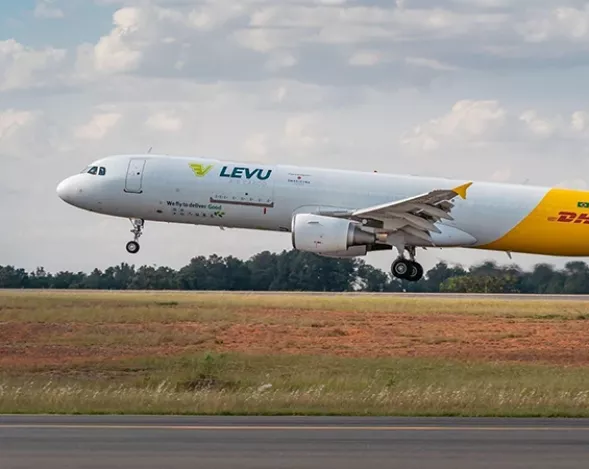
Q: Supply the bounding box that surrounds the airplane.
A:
[56,153,589,282]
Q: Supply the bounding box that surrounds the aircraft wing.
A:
[321,182,473,244]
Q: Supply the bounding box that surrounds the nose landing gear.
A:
[391,246,424,282]
[126,218,144,254]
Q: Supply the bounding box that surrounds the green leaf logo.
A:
[189,163,214,177]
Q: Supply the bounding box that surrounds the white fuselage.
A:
[61,152,589,263]
[56,153,547,250]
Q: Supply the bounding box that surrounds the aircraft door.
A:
[124,158,146,193]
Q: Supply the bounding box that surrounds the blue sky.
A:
[3,0,589,273]
[1,1,113,47]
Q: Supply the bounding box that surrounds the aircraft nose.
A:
[56,176,79,205]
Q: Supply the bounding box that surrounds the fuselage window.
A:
[99,167,106,176]
[88,166,98,175]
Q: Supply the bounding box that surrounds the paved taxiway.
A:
[2,416,589,469]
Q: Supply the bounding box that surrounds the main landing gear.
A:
[126,218,144,254]
[391,246,424,282]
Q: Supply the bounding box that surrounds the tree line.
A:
[2,250,589,293]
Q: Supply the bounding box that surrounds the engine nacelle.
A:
[317,245,369,258]
[317,243,393,258]
[291,213,377,254]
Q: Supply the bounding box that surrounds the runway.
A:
[2,416,589,468]
[8,289,589,300]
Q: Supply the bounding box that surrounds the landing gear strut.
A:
[126,218,144,254]
[391,246,424,282]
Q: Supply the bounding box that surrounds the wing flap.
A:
[409,203,454,221]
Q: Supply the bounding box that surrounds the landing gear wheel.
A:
[126,218,144,254]
[391,259,411,279]
[406,261,424,282]
[126,241,140,254]
[392,259,424,282]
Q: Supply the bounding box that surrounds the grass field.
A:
[1,290,589,416]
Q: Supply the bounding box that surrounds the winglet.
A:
[452,182,473,199]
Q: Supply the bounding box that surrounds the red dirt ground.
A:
[2,309,589,367]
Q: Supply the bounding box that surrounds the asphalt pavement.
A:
[1,415,589,469]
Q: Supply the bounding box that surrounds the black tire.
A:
[391,259,411,279]
[406,261,424,282]
[126,241,140,254]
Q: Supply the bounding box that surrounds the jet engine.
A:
[291,213,377,254]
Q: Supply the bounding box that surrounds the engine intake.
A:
[291,213,377,253]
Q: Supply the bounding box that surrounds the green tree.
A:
[223,256,251,290]
[563,262,589,294]
[0,266,29,288]
[420,261,467,292]
[29,267,52,289]
[356,261,391,292]
[3,252,589,294]
[440,274,519,293]
[247,251,278,290]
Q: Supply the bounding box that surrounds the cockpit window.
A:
[81,165,105,175]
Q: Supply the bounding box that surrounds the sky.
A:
[3,0,589,274]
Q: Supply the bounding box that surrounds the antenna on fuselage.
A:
[147,147,152,154]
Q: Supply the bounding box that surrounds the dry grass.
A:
[2,290,589,322]
[2,353,589,416]
[2,290,589,415]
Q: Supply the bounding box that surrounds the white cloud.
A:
[283,114,331,151]
[34,0,64,19]
[249,5,449,32]
[519,110,561,138]
[349,50,383,67]
[0,39,66,91]
[402,100,589,153]
[244,5,508,46]
[0,109,36,140]
[0,108,59,163]
[243,133,269,159]
[91,7,144,74]
[518,109,589,140]
[490,168,512,182]
[233,29,303,53]
[572,111,589,132]
[68,2,589,91]
[401,100,507,151]
[405,57,458,71]
[265,53,297,71]
[75,113,122,140]
[556,178,589,190]
[186,3,245,31]
[145,111,183,132]
[516,6,589,43]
